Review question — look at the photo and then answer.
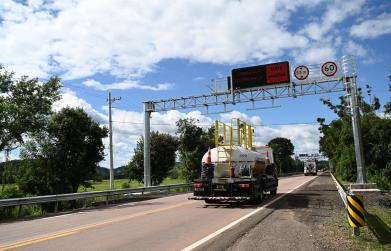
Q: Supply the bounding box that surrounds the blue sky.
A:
[0,0,390,168]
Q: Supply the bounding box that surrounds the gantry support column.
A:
[143,102,154,187]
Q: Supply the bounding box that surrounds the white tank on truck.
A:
[189,119,279,204]
[201,145,274,178]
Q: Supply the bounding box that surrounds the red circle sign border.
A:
[294,65,309,80]
[321,61,338,77]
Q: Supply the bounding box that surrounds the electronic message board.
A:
[231,61,290,90]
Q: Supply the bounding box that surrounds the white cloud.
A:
[0,0,319,80]
[300,0,366,41]
[345,40,367,57]
[82,79,174,91]
[53,88,107,123]
[294,46,336,64]
[292,0,366,63]
[350,13,391,39]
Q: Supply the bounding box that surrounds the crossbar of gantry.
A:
[144,76,345,112]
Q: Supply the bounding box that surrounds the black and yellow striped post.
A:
[347,194,366,236]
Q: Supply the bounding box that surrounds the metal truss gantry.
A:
[142,55,366,187]
[144,76,345,113]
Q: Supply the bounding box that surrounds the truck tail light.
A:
[230,164,235,178]
[193,183,203,188]
[239,184,250,188]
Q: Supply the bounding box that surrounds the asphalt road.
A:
[0,174,318,251]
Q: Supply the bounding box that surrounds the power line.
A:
[110,120,323,127]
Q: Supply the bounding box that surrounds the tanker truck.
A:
[304,159,317,176]
[188,119,278,203]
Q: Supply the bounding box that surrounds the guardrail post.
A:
[54,201,58,213]
[347,194,366,236]
[17,205,22,217]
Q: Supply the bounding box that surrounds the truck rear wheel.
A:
[257,188,264,203]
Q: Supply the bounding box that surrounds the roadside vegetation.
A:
[322,205,391,251]
[318,71,391,190]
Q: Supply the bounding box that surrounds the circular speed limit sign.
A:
[294,66,309,80]
[321,61,337,77]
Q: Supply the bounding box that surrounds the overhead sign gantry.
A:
[143,55,365,187]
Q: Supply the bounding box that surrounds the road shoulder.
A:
[226,172,343,251]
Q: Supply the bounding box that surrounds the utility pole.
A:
[342,56,366,183]
[107,92,121,189]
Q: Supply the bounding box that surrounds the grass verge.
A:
[321,207,391,250]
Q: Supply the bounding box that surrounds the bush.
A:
[168,168,179,179]
[121,182,130,189]
[0,185,23,199]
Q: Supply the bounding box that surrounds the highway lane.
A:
[0,174,318,251]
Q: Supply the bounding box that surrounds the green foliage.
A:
[0,159,25,185]
[126,131,179,185]
[0,185,23,199]
[318,83,391,189]
[18,108,108,195]
[168,166,179,179]
[267,137,295,173]
[0,66,61,152]
[176,118,214,181]
[121,182,130,189]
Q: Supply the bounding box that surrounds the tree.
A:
[18,108,108,195]
[318,83,391,189]
[267,137,295,173]
[126,131,179,185]
[0,66,61,152]
[176,118,214,181]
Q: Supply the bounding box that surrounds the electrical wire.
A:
[110,120,322,127]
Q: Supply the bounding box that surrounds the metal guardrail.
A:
[0,183,192,208]
[330,172,348,207]
[0,172,308,208]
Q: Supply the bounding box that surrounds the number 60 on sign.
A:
[321,61,337,77]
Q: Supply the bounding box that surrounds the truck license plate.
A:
[216,185,226,191]
[194,188,204,191]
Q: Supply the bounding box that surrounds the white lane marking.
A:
[182,175,318,251]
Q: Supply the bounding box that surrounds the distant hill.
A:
[115,165,127,179]
[0,161,127,181]
[95,166,110,180]
[95,165,127,180]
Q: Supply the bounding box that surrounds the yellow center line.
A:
[0,200,197,250]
